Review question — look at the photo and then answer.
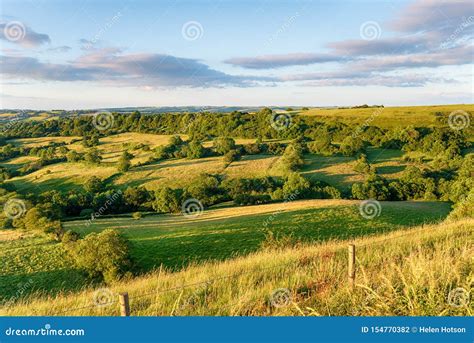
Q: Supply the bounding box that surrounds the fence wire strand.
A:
[25,224,452,316]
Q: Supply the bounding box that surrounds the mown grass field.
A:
[3,218,472,316]
[0,200,451,303]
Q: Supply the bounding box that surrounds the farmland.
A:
[0,104,472,316]
[2,217,472,316]
[0,199,451,303]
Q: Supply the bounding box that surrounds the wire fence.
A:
[14,225,460,317]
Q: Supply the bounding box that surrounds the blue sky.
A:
[0,0,472,109]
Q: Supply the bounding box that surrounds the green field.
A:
[4,140,412,195]
[3,218,471,316]
[64,200,451,270]
[0,104,471,315]
[0,200,450,302]
[297,104,474,128]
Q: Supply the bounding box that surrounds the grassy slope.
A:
[0,200,450,302]
[0,234,87,303]
[3,218,472,316]
[298,104,474,128]
[64,200,451,271]
[4,144,409,194]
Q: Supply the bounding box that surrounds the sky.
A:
[0,0,473,109]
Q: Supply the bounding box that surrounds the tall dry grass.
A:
[1,218,472,316]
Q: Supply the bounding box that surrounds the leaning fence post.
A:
[348,244,355,289]
[119,292,130,317]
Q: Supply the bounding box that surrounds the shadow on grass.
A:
[126,201,451,272]
[0,269,91,304]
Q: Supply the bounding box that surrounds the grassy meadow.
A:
[0,104,472,316]
[2,218,472,316]
[4,135,413,194]
[297,104,474,128]
[0,200,451,303]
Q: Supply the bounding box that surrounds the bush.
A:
[339,136,364,156]
[279,144,304,172]
[62,230,80,243]
[66,229,131,284]
[186,174,222,206]
[308,138,337,156]
[282,172,311,199]
[223,149,240,165]
[243,143,261,155]
[83,148,102,164]
[448,191,474,220]
[118,151,133,172]
[213,137,236,155]
[352,174,392,200]
[353,154,372,174]
[184,141,206,159]
[132,212,142,220]
[153,187,183,213]
[234,193,271,206]
[84,176,104,193]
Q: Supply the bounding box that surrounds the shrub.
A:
[223,149,240,165]
[213,137,236,155]
[153,187,183,213]
[353,154,372,174]
[84,176,104,193]
[66,229,131,284]
[83,148,102,164]
[282,172,311,199]
[308,138,337,156]
[352,174,392,200]
[234,194,271,206]
[118,151,133,172]
[243,143,261,155]
[448,191,474,220]
[132,212,142,220]
[62,230,80,243]
[185,141,206,159]
[339,136,364,156]
[186,174,222,206]
[279,144,304,172]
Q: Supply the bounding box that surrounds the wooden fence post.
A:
[348,244,355,289]
[119,292,130,317]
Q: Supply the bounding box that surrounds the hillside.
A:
[0,200,451,303]
[2,218,472,316]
